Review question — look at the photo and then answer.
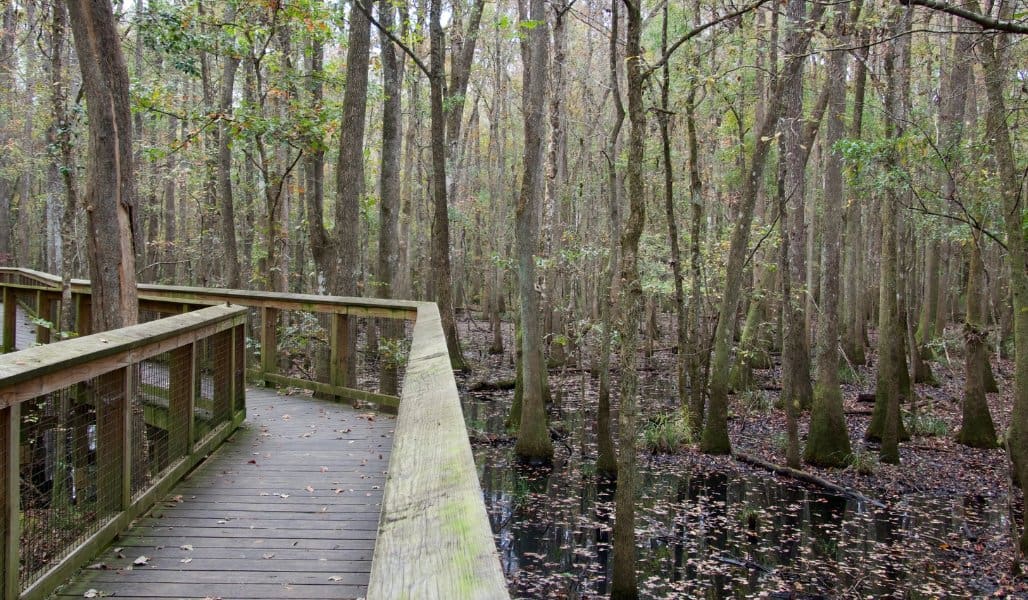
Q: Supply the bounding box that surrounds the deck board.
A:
[56,387,394,600]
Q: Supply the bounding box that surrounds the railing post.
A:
[260,307,278,387]
[233,324,246,420]
[168,344,195,459]
[97,368,132,513]
[330,313,351,402]
[2,287,15,353]
[212,330,232,425]
[2,404,21,600]
[75,294,91,337]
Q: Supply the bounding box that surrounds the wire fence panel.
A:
[18,375,115,590]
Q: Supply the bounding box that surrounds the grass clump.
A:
[641,411,694,453]
[904,412,949,437]
[847,450,877,475]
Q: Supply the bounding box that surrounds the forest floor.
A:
[456,314,1026,598]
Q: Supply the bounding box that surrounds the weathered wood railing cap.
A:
[136,284,422,318]
[0,304,246,408]
[368,302,509,600]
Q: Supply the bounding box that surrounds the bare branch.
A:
[903,0,1028,34]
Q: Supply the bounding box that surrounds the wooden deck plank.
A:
[56,387,394,600]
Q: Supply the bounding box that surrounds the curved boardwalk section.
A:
[56,387,394,600]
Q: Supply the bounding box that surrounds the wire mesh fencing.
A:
[18,374,120,589]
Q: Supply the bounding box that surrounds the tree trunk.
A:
[958,239,997,448]
[805,3,857,467]
[377,0,405,396]
[872,8,912,464]
[701,1,823,455]
[67,0,139,331]
[218,39,241,289]
[429,0,467,370]
[513,0,553,463]
[980,31,1028,556]
[611,0,646,595]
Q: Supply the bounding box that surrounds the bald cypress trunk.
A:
[805,3,857,467]
[958,240,997,448]
[513,0,553,464]
[611,0,646,594]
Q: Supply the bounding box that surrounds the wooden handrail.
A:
[0,268,508,600]
[367,302,509,599]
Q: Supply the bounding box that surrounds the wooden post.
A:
[35,290,47,344]
[2,287,15,353]
[330,313,351,403]
[260,307,278,387]
[211,330,232,425]
[233,324,246,418]
[2,404,21,600]
[96,368,130,513]
[168,344,195,459]
[75,295,91,337]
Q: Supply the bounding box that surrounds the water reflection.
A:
[466,391,1008,598]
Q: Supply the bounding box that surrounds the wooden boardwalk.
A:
[56,387,395,600]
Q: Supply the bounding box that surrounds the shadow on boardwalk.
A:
[57,387,395,600]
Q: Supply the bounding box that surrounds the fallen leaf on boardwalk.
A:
[83,589,100,598]
[133,556,149,566]
[262,553,275,559]
[320,466,329,472]
[86,563,107,570]
[334,488,344,494]
[172,495,184,503]
[248,459,258,465]
[180,558,192,564]
[259,492,270,496]
[282,414,291,420]
[278,493,290,498]
[305,485,315,493]
[328,576,343,582]
[179,544,193,551]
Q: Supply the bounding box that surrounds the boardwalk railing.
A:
[0,269,508,600]
[0,303,247,600]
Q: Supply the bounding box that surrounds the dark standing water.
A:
[463,389,1010,599]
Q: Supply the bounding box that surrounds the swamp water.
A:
[463,390,1010,599]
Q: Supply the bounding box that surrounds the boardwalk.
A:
[56,387,395,600]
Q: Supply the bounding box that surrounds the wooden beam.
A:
[260,307,278,388]
[168,343,194,459]
[261,372,399,409]
[233,325,246,416]
[96,368,128,513]
[211,329,232,425]
[2,287,15,353]
[329,313,351,400]
[2,403,20,600]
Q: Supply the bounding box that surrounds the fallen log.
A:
[732,450,886,509]
[468,378,516,392]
